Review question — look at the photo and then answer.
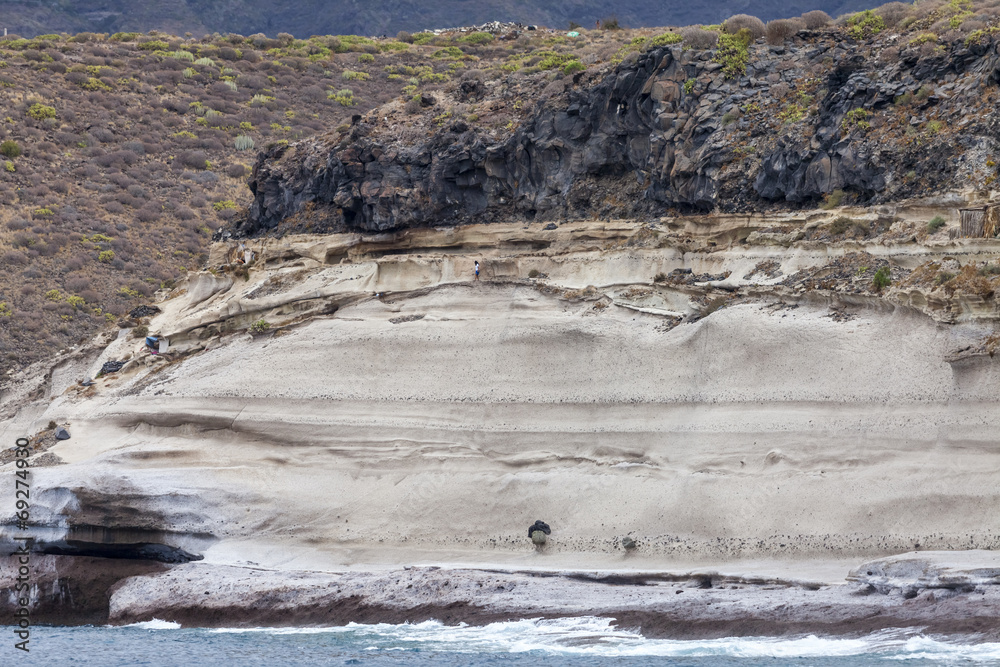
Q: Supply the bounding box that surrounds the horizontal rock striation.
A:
[3,215,1000,628]
[243,35,1000,235]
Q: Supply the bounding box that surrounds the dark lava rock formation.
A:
[241,33,1000,235]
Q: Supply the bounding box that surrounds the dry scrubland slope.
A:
[0,25,655,369]
[3,0,1000,368]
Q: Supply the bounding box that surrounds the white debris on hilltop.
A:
[424,21,543,35]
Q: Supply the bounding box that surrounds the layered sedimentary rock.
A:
[3,214,1000,627]
[243,35,1000,235]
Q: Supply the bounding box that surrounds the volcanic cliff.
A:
[241,25,1000,236]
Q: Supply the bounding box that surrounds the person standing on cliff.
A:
[475,260,480,281]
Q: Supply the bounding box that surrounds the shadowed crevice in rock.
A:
[39,540,203,563]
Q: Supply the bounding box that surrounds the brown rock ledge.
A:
[4,555,999,640]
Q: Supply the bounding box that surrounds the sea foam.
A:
[122,619,182,630]
[206,617,1000,659]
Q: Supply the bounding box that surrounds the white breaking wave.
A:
[208,617,1000,659]
[209,626,355,635]
[885,635,1000,662]
[121,619,182,630]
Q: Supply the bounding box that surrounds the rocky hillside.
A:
[0,24,656,370]
[3,1,1000,371]
[1,0,872,39]
[242,2,1000,236]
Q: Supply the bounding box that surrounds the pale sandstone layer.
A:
[1,213,999,630]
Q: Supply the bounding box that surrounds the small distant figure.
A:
[528,520,551,546]
[474,260,480,281]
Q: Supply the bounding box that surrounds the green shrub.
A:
[213,200,237,211]
[249,318,271,334]
[966,26,1000,47]
[234,135,255,151]
[562,60,585,75]
[341,70,370,81]
[714,29,752,79]
[460,32,494,45]
[45,289,63,302]
[80,77,112,91]
[66,295,86,309]
[357,53,375,63]
[821,189,846,210]
[27,103,56,120]
[139,40,170,51]
[431,46,465,59]
[684,78,696,94]
[98,250,115,263]
[847,10,885,40]
[649,32,683,47]
[927,215,946,232]
[909,32,938,47]
[872,266,891,291]
[379,41,409,52]
[779,102,807,123]
[328,88,355,106]
[0,302,11,317]
[339,35,376,51]
[109,32,140,41]
[412,32,435,45]
[842,107,870,132]
[0,139,20,158]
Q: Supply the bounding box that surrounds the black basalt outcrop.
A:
[240,36,1000,236]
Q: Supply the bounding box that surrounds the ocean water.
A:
[7,617,1000,665]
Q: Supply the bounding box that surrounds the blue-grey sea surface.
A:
[7,617,1000,665]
